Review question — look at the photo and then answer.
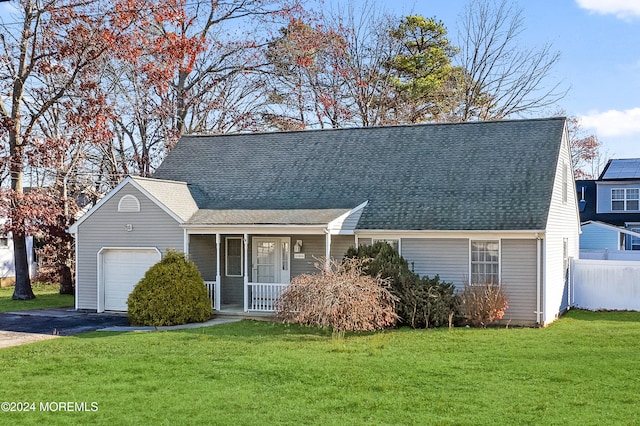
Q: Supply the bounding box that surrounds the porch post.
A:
[183,229,189,255]
[215,233,221,311]
[243,233,249,312]
[325,231,331,270]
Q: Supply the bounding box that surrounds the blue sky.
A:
[1,0,638,160]
[378,0,640,160]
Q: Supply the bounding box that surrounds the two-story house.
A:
[576,158,640,258]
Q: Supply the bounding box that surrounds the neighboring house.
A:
[579,221,640,260]
[576,158,640,257]
[0,232,37,285]
[69,117,580,326]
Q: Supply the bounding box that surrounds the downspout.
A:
[536,234,542,325]
[324,229,331,270]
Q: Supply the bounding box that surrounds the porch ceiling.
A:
[187,208,352,225]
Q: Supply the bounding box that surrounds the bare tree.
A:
[453,0,567,120]
[566,116,605,179]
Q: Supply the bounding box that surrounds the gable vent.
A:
[118,195,141,213]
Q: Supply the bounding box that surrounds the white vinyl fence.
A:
[571,259,640,311]
[580,249,640,261]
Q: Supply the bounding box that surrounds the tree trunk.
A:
[59,264,73,295]
[12,233,34,300]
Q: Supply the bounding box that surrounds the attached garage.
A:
[99,248,161,312]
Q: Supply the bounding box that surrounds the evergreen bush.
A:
[127,251,212,326]
[345,241,457,328]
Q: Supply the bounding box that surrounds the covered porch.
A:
[182,206,365,313]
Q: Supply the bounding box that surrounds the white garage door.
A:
[103,249,160,311]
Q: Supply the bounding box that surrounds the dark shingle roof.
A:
[153,117,566,230]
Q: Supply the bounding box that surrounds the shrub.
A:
[127,251,212,326]
[457,283,509,327]
[275,257,398,333]
[396,274,457,329]
[345,242,457,328]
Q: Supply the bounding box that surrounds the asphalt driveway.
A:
[0,308,129,336]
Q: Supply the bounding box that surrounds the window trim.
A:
[225,237,243,277]
[626,224,640,251]
[562,163,568,204]
[611,188,639,211]
[117,194,141,213]
[372,238,401,254]
[469,239,501,285]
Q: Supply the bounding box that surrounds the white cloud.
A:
[576,0,640,19]
[580,108,640,137]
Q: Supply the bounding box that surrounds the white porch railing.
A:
[249,283,289,312]
[204,281,216,309]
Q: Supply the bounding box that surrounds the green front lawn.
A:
[0,310,638,425]
[0,283,74,313]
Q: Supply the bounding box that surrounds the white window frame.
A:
[627,225,640,251]
[562,163,568,204]
[225,237,243,277]
[372,238,401,254]
[611,188,639,211]
[469,240,501,285]
[0,236,8,248]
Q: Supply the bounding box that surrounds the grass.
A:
[0,283,74,313]
[0,310,638,425]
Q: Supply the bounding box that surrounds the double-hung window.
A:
[612,188,639,211]
[470,240,500,285]
[372,239,400,253]
[225,237,243,277]
[629,227,640,251]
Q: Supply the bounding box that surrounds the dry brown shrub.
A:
[275,257,398,332]
[457,282,509,327]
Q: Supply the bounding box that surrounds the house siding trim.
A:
[184,225,328,235]
[357,230,544,240]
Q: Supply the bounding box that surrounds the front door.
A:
[252,237,290,283]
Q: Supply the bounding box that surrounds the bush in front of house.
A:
[127,251,212,326]
[345,242,457,328]
[456,282,509,327]
[275,257,398,333]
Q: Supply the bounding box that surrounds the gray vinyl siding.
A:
[544,130,581,324]
[291,235,325,277]
[330,235,355,261]
[75,183,184,310]
[401,239,469,286]
[188,235,216,281]
[501,239,537,324]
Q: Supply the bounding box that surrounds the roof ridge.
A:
[130,175,188,185]
[179,116,567,139]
